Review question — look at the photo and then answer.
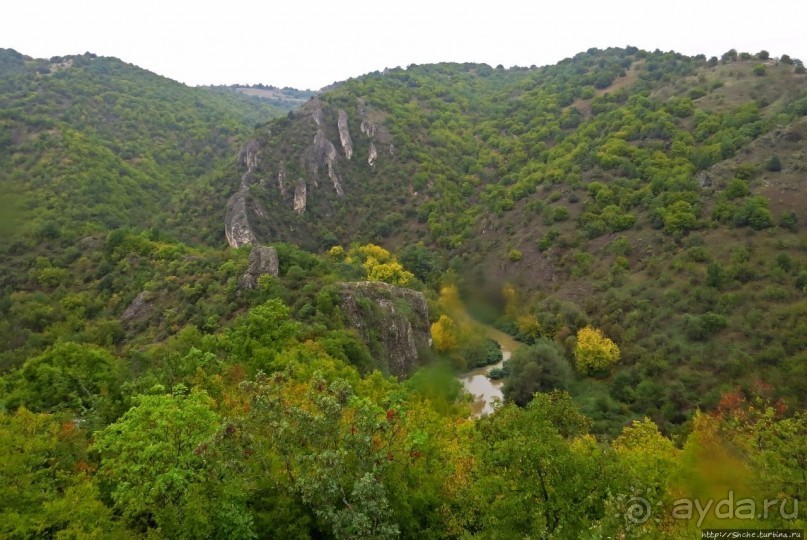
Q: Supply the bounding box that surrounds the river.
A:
[455,315,521,417]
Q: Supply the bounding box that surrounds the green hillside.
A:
[0,48,284,246]
[227,47,807,432]
[0,47,804,538]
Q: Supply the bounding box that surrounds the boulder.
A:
[238,246,279,289]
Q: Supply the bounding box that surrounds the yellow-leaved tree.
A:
[430,315,458,352]
[352,244,414,286]
[574,325,620,376]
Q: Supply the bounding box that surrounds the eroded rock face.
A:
[122,291,152,322]
[360,120,377,138]
[313,130,344,196]
[225,139,262,247]
[293,180,307,214]
[337,281,431,378]
[238,139,260,171]
[277,162,287,197]
[338,109,353,160]
[238,245,279,289]
[368,142,378,168]
[225,188,259,247]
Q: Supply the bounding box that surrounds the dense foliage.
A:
[1,47,805,537]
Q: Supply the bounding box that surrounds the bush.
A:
[752,64,766,76]
[724,179,750,199]
[779,211,798,231]
[765,155,782,172]
[508,249,523,262]
[684,312,727,341]
[733,196,773,230]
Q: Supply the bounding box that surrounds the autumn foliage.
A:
[574,326,620,376]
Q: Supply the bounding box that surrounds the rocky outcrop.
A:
[293,180,307,214]
[313,130,345,196]
[238,139,260,171]
[238,245,279,289]
[277,162,287,197]
[368,142,378,168]
[122,291,152,322]
[225,139,262,247]
[338,109,353,159]
[225,187,259,247]
[360,120,377,138]
[337,281,431,378]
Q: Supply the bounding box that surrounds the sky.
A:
[3,0,806,90]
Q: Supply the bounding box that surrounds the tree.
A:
[473,393,615,537]
[0,408,125,538]
[93,387,254,538]
[351,244,415,286]
[721,49,738,63]
[663,200,698,235]
[766,154,782,172]
[503,340,572,406]
[431,315,458,352]
[234,371,414,539]
[6,342,123,416]
[574,326,620,376]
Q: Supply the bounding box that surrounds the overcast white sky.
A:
[3,0,806,90]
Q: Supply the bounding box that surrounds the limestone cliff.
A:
[225,139,261,247]
[337,281,431,378]
[368,142,378,168]
[313,129,344,196]
[238,245,279,289]
[223,98,398,245]
[293,179,307,214]
[337,109,353,159]
[224,188,259,247]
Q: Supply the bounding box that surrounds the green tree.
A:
[473,393,615,537]
[93,387,254,539]
[663,201,698,235]
[0,408,125,538]
[5,342,123,416]
[503,340,573,406]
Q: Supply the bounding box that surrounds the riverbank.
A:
[449,302,522,417]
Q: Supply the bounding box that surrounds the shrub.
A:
[765,155,782,172]
[734,163,759,180]
[684,312,727,341]
[508,249,523,262]
[724,179,750,199]
[733,196,773,230]
[779,211,798,231]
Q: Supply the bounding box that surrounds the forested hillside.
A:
[0,48,282,246]
[226,47,807,434]
[0,47,804,538]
